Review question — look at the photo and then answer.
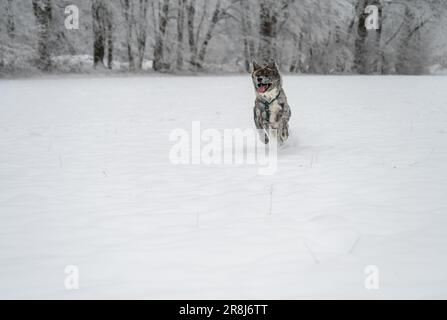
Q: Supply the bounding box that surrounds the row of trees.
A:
[1,0,446,74]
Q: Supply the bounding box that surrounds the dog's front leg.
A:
[254,106,269,144]
[267,107,284,145]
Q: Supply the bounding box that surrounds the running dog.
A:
[252,61,291,145]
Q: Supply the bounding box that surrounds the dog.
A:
[252,61,291,145]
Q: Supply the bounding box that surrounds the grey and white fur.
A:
[251,61,291,145]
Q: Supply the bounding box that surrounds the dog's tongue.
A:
[257,85,267,93]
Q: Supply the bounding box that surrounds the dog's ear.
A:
[267,60,278,70]
[252,60,261,72]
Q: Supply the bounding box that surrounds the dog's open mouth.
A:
[256,83,271,93]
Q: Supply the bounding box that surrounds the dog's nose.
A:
[257,77,262,82]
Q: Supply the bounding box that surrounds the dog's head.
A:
[251,61,281,94]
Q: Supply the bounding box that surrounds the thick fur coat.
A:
[252,61,291,145]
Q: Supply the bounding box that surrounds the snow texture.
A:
[0,75,447,299]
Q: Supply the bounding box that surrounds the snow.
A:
[51,55,154,73]
[429,64,447,75]
[1,75,447,299]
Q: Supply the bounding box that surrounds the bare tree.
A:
[6,0,15,39]
[371,0,383,73]
[395,4,427,74]
[92,0,107,67]
[136,0,149,69]
[176,0,187,70]
[185,0,238,70]
[240,0,255,71]
[121,0,135,70]
[153,0,170,71]
[32,0,52,71]
[187,0,198,68]
[352,0,383,74]
[196,1,221,68]
[106,7,114,69]
[353,0,368,74]
[258,0,277,63]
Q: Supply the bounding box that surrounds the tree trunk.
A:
[0,46,4,70]
[176,0,186,70]
[245,2,255,64]
[153,0,170,72]
[241,0,253,71]
[6,0,15,39]
[196,2,221,68]
[106,7,113,69]
[92,0,106,67]
[259,0,277,64]
[396,6,418,74]
[122,0,135,70]
[187,0,198,68]
[32,0,52,71]
[136,0,149,70]
[371,0,383,74]
[353,0,368,74]
[290,33,303,73]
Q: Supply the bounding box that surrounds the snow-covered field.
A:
[1,75,447,299]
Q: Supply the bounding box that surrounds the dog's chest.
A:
[259,89,282,124]
[268,100,281,123]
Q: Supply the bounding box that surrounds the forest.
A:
[1,0,446,75]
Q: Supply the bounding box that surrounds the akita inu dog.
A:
[252,61,291,145]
